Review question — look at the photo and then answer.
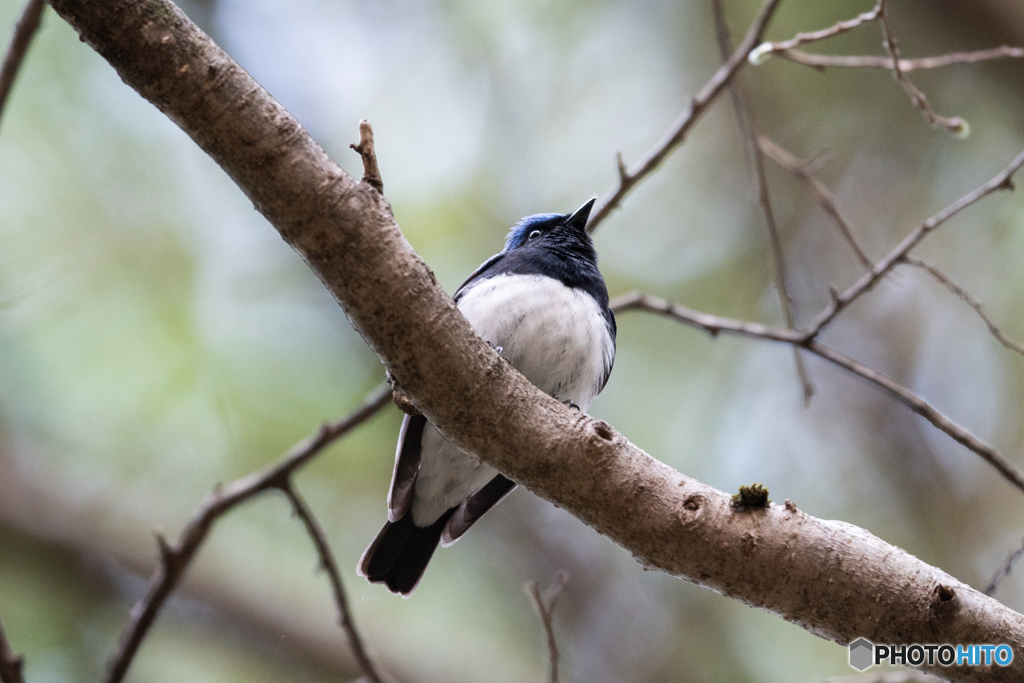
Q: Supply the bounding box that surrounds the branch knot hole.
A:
[679,493,708,528]
[930,584,960,618]
[592,420,614,441]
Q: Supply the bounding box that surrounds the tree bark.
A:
[44,0,1024,679]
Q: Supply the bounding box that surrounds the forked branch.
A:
[748,0,883,64]
[878,0,966,135]
[803,147,1024,338]
[279,480,391,683]
[757,135,873,270]
[588,0,783,233]
[711,0,813,405]
[103,385,391,683]
[612,292,1024,496]
[526,571,569,683]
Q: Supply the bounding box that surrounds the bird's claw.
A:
[489,342,513,365]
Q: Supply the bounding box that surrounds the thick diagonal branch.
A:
[46,2,1024,680]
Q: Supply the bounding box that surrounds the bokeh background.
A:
[2,0,1024,681]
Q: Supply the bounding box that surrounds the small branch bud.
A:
[350,119,384,194]
[748,42,773,65]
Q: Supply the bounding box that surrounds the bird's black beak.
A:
[564,197,597,233]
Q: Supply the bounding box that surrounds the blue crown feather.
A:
[503,213,563,252]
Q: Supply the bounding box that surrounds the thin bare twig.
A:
[757,135,873,270]
[878,0,966,136]
[804,339,1024,493]
[0,0,45,130]
[902,257,1024,358]
[612,291,801,343]
[748,0,883,65]
[587,0,783,233]
[279,481,388,683]
[611,292,1024,496]
[525,571,569,683]
[984,531,1024,596]
[711,0,813,404]
[772,45,1024,72]
[0,616,25,683]
[103,383,391,683]
[803,146,1024,339]
[350,119,384,194]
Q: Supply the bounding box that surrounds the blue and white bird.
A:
[358,198,616,596]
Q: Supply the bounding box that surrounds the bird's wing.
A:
[440,474,517,546]
[597,310,617,393]
[387,413,426,522]
[453,251,506,301]
[385,250,507,523]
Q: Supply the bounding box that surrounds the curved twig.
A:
[902,257,1024,358]
[878,0,966,135]
[749,0,883,64]
[772,46,1024,72]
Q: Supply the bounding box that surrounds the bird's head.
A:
[503,198,597,255]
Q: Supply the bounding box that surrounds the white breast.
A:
[411,273,614,526]
[456,273,613,411]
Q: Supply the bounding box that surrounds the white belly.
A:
[412,422,498,524]
[411,273,613,525]
[456,274,612,410]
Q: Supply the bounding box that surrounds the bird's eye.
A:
[528,230,542,240]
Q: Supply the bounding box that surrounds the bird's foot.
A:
[489,342,513,365]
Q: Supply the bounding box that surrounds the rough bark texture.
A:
[45,0,1024,679]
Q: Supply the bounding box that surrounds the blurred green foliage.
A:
[2,0,1024,681]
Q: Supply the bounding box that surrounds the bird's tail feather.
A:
[358,509,455,596]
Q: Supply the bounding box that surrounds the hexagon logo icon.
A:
[849,638,874,671]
